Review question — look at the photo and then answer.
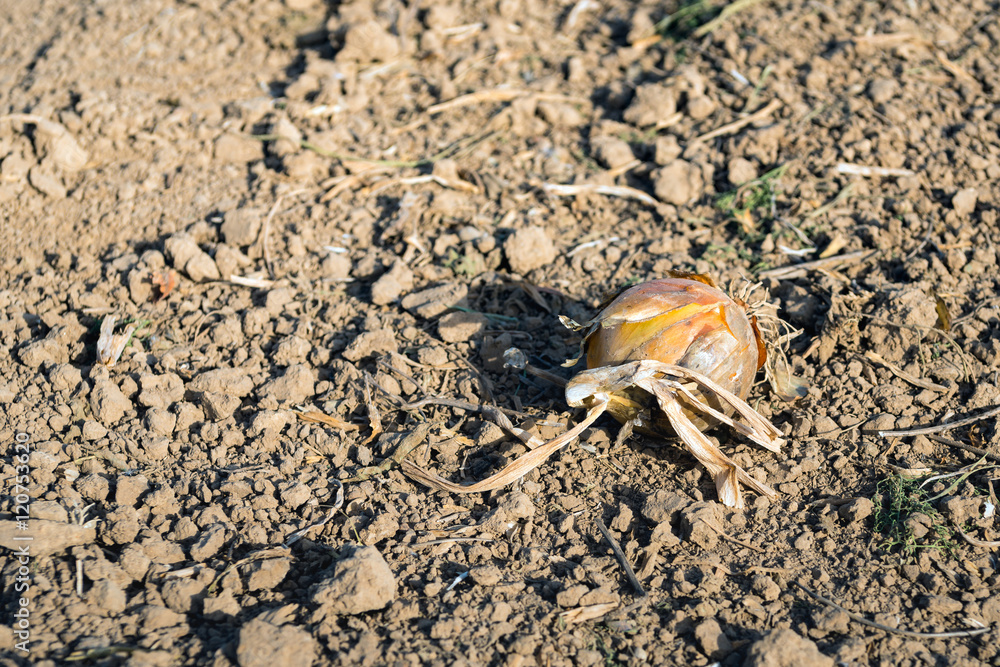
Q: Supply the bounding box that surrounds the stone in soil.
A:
[479,492,536,535]
[138,372,185,409]
[89,379,133,424]
[371,259,415,305]
[590,136,635,169]
[236,617,317,667]
[838,497,874,524]
[189,523,228,561]
[653,159,704,205]
[437,310,488,343]
[322,251,352,279]
[246,556,292,591]
[401,282,469,318]
[643,489,691,525]
[335,19,401,64]
[728,157,758,185]
[17,333,69,367]
[258,364,316,407]
[198,390,242,420]
[743,628,834,667]
[623,83,677,126]
[0,519,95,557]
[680,502,723,550]
[214,133,263,164]
[187,368,254,397]
[952,187,978,217]
[163,232,220,282]
[504,225,557,275]
[343,328,398,361]
[28,166,67,199]
[101,506,141,545]
[203,590,242,621]
[310,544,396,617]
[694,618,732,659]
[88,579,127,614]
[115,474,150,505]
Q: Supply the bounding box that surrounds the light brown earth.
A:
[1,0,999,665]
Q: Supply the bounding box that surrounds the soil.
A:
[1,0,999,665]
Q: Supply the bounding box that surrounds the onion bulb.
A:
[583,276,764,433]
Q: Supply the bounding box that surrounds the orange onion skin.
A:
[584,278,761,432]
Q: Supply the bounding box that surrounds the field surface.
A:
[1,0,999,665]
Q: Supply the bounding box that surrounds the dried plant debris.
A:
[96,315,141,368]
[406,277,798,508]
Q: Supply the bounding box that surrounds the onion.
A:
[403,274,798,508]
[583,276,764,433]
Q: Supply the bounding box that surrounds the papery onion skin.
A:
[584,278,761,433]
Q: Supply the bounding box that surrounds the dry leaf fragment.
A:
[294,410,360,431]
[734,208,755,234]
[560,602,619,625]
[515,280,552,313]
[933,293,951,331]
[151,269,179,302]
[97,315,139,368]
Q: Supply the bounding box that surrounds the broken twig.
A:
[757,250,876,280]
[345,422,434,484]
[793,581,991,639]
[692,99,782,144]
[541,182,659,207]
[836,163,915,178]
[864,405,1000,438]
[283,480,344,547]
[595,515,646,597]
[863,351,947,392]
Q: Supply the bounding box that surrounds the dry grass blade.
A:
[836,163,915,177]
[483,406,545,450]
[362,374,383,445]
[396,173,480,194]
[515,280,552,313]
[541,182,659,207]
[692,0,769,37]
[559,602,620,625]
[864,404,1000,438]
[427,89,588,114]
[935,51,976,84]
[692,99,781,144]
[757,249,876,280]
[863,351,947,392]
[283,480,344,547]
[294,410,359,431]
[595,515,646,596]
[229,275,275,288]
[793,581,991,639]
[401,401,608,494]
[346,423,434,484]
[927,435,1000,464]
[952,523,1000,549]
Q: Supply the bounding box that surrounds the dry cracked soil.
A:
[1,0,1000,665]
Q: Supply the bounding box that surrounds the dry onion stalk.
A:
[403,274,806,508]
